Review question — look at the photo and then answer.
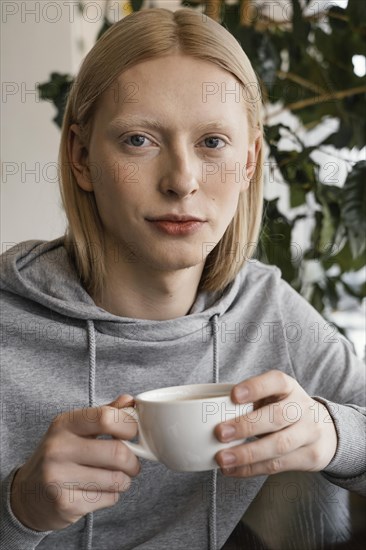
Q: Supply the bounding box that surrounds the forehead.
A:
[95,54,248,129]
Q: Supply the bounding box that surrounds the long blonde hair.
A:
[59,7,264,297]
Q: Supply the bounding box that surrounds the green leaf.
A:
[274,150,318,195]
[291,0,311,42]
[97,18,113,40]
[323,240,366,273]
[290,186,307,208]
[312,183,342,254]
[236,26,281,89]
[324,276,339,309]
[264,124,283,144]
[341,279,366,300]
[257,199,298,283]
[131,0,144,11]
[340,161,366,257]
[347,0,366,26]
[221,3,240,36]
[319,203,335,251]
[38,73,74,128]
[308,283,325,313]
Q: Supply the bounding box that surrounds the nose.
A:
[158,144,199,198]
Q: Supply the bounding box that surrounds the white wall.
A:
[1,0,73,248]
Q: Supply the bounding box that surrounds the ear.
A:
[68,124,94,192]
[241,128,262,192]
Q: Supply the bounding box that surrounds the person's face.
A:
[70,54,261,273]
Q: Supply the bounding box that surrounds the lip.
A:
[147,220,205,236]
[146,214,205,222]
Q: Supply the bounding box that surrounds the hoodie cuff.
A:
[312,397,366,481]
[0,467,53,549]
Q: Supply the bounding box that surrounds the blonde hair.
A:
[59,7,264,297]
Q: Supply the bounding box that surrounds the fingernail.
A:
[235,386,249,402]
[220,425,236,441]
[221,452,236,466]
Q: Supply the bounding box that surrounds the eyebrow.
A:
[107,115,233,133]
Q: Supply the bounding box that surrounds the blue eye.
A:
[203,136,225,149]
[123,134,226,149]
[124,135,152,147]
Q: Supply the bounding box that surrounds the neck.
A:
[92,245,205,321]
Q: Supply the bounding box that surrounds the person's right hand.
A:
[10,395,140,532]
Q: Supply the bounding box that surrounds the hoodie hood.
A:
[0,237,243,335]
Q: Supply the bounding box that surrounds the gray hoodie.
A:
[0,237,365,550]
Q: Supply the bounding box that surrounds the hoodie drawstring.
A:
[82,315,220,550]
[87,320,96,408]
[209,313,220,550]
[84,320,96,550]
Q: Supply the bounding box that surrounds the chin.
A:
[148,253,204,273]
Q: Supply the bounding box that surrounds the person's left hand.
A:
[214,370,338,477]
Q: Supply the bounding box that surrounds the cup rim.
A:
[135,383,235,404]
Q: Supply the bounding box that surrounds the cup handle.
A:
[121,406,159,462]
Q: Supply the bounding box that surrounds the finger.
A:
[53,403,138,439]
[73,437,141,476]
[55,463,133,493]
[215,423,308,470]
[231,370,296,404]
[216,397,305,441]
[220,444,318,477]
[108,394,135,409]
[78,490,121,514]
[64,490,123,519]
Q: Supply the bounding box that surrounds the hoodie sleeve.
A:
[312,399,366,492]
[0,467,53,549]
[275,274,366,496]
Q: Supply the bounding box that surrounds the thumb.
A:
[108,394,135,409]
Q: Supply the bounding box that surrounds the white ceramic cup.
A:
[122,383,253,472]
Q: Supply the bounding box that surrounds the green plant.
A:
[38,0,366,317]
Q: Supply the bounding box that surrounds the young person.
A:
[1,7,365,550]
